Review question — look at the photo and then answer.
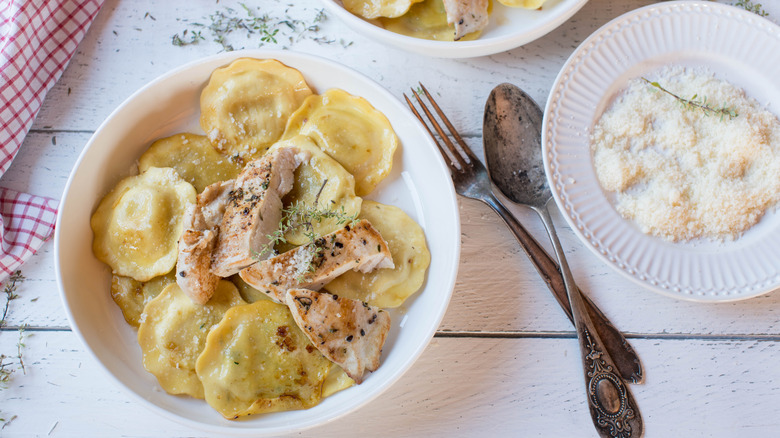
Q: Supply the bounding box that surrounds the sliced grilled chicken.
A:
[286,289,391,384]
[238,219,394,303]
[442,0,489,41]
[211,147,307,277]
[176,180,234,304]
[198,179,234,228]
[176,216,219,304]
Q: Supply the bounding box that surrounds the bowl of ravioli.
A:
[319,0,588,58]
[55,50,460,434]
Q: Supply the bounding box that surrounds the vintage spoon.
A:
[482,84,643,385]
[483,83,643,437]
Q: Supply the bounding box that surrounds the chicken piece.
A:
[198,180,234,228]
[211,147,307,277]
[442,0,489,41]
[238,219,394,303]
[176,180,234,304]
[286,289,391,384]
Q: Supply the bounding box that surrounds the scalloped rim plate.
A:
[543,1,780,302]
[55,50,460,435]
[319,0,588,58]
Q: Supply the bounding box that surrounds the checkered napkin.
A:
[0,0,103,281]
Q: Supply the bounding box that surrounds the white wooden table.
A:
[2,0,780,436]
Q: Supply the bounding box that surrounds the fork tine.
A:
[404,91,466,170]
[408,87,468,169]
[403,93,442,151]
[417,83,481,164]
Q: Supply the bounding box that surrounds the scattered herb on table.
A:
[0,271,25,429]
[1,271,24,328]
[734,0,769,17]
[0,414,16,430]
[172,29,205,46]
[172,3,345,51]
[16,326,27,375]
[641,77,739,121]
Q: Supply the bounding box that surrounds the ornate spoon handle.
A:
[536,202,643,438]
[483,193,643,383]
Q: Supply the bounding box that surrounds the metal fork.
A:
[404,83,643,384]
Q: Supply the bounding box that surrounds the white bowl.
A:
[319,0,588,58]
[55,50,460,435]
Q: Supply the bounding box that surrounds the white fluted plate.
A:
[543,1,780,302]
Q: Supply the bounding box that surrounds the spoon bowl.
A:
[483,83,549,208]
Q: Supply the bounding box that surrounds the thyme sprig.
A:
[734,0,769,17]
[253,199,358,284]
[1,271,24,327]
[172,29,205,46]
[1,271,25,429]
[172,3,344,51]
[16,326,26,375]
[257,200,358,260]
[0,357,12,390]
[642,78,739,121]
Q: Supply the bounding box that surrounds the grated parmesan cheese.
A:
[591,67,780,242]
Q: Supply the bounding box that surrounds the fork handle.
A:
[482,193,643,384]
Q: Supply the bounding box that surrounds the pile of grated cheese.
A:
[591,67,780,242]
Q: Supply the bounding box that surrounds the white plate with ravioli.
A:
[55,50,460,435]
[543,1,780,302]
[320,0,588,58]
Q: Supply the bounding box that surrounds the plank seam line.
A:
[434,331,780,341]
[4,327,780,341]
[28,129,95,134]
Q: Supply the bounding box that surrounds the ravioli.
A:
[268,136,362,246]
[111,271,177,328]
[93,57,432,419]
[342,0,424,18]
[229,274,273,304]
[325,200,430,308]
[200,58,313,160]
[138,133,242,193]
[322,365,355,398]
[91,167,196,281]
[196,300,332,419]
[282,89,398,196]
[137,280,245,399]
[379,0,482,41]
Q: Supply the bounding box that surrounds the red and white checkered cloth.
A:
[0,0,103,282]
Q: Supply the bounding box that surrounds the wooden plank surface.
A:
[2,332,780,437]
[1,0,779,436]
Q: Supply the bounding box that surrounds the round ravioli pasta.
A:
[379,0,482,41]
[342,0,424,18]
[200,58,313,159]
[324,200,430,308]
[138,133,242,193]
[196,300,332,419]
[228,274,272,304]
[111,271,177,328]
[322,365,355,398]
[282,89,398,196]
[137,280,246,399]
[91,167,196,282]
[269,136,362,246]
